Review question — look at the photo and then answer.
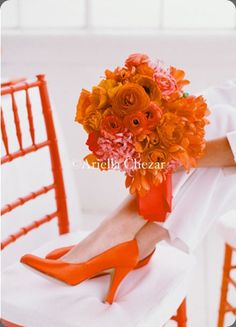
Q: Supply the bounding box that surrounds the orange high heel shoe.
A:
[21,240,139,304]
[45,245,155,269]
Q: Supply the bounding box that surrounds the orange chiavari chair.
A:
[1,75,69,248]
[218,244,236,327]
[1,75,69,326]
[1,75,187,327]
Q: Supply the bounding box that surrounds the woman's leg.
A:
[60,196,150,263]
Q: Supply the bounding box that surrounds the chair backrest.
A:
[1,75,69,250]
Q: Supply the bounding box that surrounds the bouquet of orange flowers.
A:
[75,54,209,222]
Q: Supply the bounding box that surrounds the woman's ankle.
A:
[135,222,170,260]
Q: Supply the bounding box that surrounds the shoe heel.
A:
[104,267,132,304]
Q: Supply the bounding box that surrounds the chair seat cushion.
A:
[2,231,195,327]
[217,210,236,248]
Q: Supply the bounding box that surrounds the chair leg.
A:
[176,299,187,327]
[218,244,233,327]
[170,299,187,327]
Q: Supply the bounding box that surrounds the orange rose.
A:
[112,83,150,116]
[143,102,162,129]
[133,75,161,102]
[101,115,123,134]
[124,111,147,135]
[75,89,91,123]
[91,86,107,109]
[143,147,168,165]
[83,110,102,133]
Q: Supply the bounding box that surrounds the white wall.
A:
[2,31,236,213]
[2,31,236,326]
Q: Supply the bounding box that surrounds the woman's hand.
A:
[174,136,236,172]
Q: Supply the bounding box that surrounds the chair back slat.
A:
[1,75,70,250]
[1,108,10,155]
[1,211,58,250]
[1,183,55,216]
[1,140,50,164]
[25,88,36,145]
[11,92,23,150]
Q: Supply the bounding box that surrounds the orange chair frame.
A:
[218,244,236,327]
[172,299,187,327]
[1,75,69,251]
[1,76,187,327]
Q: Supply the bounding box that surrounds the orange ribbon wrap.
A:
[137,173,172,222]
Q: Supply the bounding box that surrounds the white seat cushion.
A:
[217,210,236,248]
[2,231,195,327]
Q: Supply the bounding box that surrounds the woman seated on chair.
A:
[21,82,236,304]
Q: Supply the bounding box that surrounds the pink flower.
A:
[125,53,150,69]
[154,72,177,97]
[95,130,140,174]
[149,59,166,73]
[150,59,178,97]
